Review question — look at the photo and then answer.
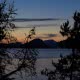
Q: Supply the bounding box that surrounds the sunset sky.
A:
[9,0,80,43]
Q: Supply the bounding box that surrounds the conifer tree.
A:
[41,12,80,80]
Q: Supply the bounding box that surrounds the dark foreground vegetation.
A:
[41,12,80,80]
[0,0,37,80]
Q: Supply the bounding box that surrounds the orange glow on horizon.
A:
[1,33,66,43]
[14,35,66,43]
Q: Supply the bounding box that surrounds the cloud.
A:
[12,18,66,22]
[35,33,58,39]
[15,24,59,29]
[44,34,57,37]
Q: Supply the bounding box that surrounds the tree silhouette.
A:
[0,0,37,80]
[41,12,80,80]
[59,12,80,80]
[60,11,80,49]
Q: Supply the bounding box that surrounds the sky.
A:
[6,0,80,43]
[14,0,80,18]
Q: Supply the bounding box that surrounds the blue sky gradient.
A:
[15,0,80,19]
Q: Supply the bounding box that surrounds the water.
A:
[38,49,72,58]
[7,48,72,58]
[5,49,72,80]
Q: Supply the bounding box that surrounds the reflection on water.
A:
[7,48,72,58]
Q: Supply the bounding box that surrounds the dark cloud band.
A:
[12,18,66,22]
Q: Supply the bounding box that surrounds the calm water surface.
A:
[7,49,72,58]
[6,49,72,80]
[38,49,72,58]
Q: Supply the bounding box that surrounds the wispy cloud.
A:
[43,34,58,37]
[12,18,66,22]
[35,33,58,39]
[16,24,60,29]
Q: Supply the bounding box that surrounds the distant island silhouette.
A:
[0,38,59,48]
[1,38,75,48]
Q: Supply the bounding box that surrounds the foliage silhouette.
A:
[41,11,80,80]
[0,0,38,80]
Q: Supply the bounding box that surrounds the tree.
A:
[41,12,80,80]
[59,11,80,80]
[60,11,80,50]
[0,0,37,80]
